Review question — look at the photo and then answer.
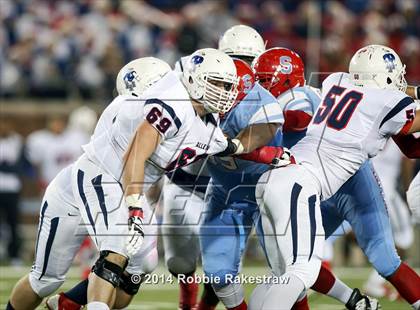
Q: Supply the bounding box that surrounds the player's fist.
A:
[271,147,295,168]
[126,206,145,256]
[237,146,296,167]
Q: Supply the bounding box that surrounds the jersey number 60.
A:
[313,85,363,130]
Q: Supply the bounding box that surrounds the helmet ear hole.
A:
[189,76,193,84]
[387,77,392,85]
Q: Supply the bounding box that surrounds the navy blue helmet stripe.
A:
[39,217,59,280]
[290,182,302,264]
[77,170,96,235]
[379,96,414,129]
[145,98,182,130]
[92,175,108,230]
[308,194,317,261]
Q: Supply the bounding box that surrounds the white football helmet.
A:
[218,25,265,59]
[349,44,407,92]
[116,57,171,97]
[182,48,239,114]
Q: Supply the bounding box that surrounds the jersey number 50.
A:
[313,85,363,130]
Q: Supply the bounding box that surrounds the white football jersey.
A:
[83,71,227,190]
[292,72,416,199]
[27,128,89,184]
[93,96,126,138]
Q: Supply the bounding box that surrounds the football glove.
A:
[271,147,295,167]
[238,146,295,167]
[125,194,146,257]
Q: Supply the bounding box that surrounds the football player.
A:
[166,25,292,310]
[39,57,171,310]
[250,45,420,309]
[197,26,286,310]
[7,49,240,310]
[253,47,380,310]
[166,25,281,310]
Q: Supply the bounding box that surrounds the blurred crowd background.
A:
[0,0,419,271]
[1,0,419,101]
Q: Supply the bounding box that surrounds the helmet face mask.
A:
[255,73,281,92]
[183,48,239,114]
[202,76,238,113]
[349,45,407,92]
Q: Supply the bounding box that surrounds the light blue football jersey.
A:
[207,83,284,201]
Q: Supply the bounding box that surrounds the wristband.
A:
[231,138,245,155]
[128,207,144,218]
[217,138,244,156]
[125,194,147,210]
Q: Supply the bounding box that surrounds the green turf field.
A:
[0,264,411,309]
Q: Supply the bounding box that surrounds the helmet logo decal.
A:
[190,55,204,72]
[279,56,292,74]
[383,53,396,73]
[191,55,204,64]
[242,74,253,93]
[123,70,138,91]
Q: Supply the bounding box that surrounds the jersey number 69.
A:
[146,107,171,134]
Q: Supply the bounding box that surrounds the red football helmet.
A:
[252,47,305,97]
[234,58,255,102]
[220,58,255,117]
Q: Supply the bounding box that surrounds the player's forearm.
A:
[122,121,161,197]
[238,146,284,164]
[122,150,147,197]
[236,123,280,153]
[406,85,420,100]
